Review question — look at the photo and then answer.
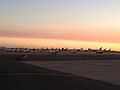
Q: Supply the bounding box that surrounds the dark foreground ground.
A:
[0,55,120,90]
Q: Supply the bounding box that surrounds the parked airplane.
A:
[88,47,105,54]
[48,49,61,55]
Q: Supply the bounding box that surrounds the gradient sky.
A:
[0,0,120,50]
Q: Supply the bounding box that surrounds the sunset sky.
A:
[0,0,120,51]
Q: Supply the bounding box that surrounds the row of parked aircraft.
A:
[2,47,111,54]
[48,47,111,54]
[4,48,31,52]
[88,47,111,54]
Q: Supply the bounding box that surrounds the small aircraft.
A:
[48,49,61,55]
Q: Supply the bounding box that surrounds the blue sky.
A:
[1,0,120,27]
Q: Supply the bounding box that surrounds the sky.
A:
[0,0,120,51]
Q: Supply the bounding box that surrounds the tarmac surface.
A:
[0,55,120,90]
[24,60,120,85]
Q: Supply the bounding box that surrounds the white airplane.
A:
[48,49,61,55]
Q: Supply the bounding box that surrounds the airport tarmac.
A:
[24,60,120,86]
[0,55,120,90]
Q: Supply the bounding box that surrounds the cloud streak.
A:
[0,28,120,43]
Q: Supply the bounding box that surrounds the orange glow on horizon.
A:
[0,37,120,51]
[1,25,120,43]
